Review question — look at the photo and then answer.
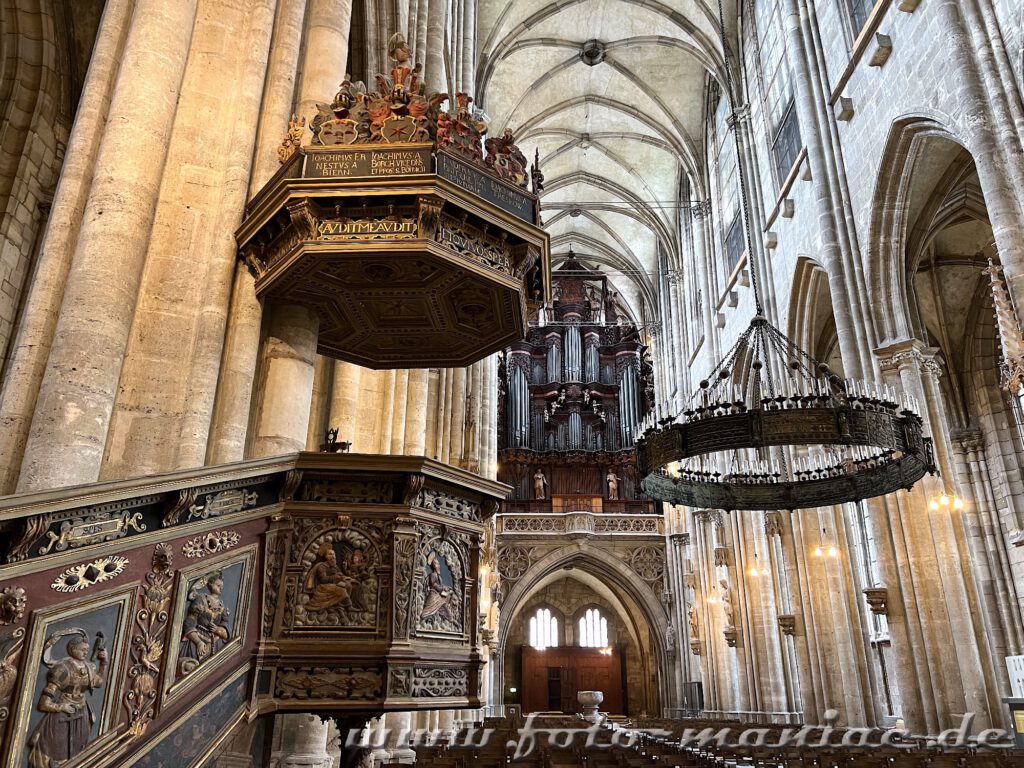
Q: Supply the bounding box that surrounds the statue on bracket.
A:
[606,469,620,501]
[28,630,109,766]
[719,579,736,630]
[533,469,548,500]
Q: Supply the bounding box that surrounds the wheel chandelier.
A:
[635,316,936,511]
[635,0,935,511]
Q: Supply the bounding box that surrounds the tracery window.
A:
[578,607,609,647]
[712,94,743,273]
[751,0,801,183]
[845,0,878,36]
[529,607,559,649]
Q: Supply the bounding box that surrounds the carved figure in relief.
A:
[688,604,699,638]
[420,555,457,624]
[27,631,108,767]
[606,470,620,501]
[304,543,360,611]
[178,571,230,676]
[533,469,548,500]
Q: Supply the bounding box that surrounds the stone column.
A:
[271,713,333,767]
[781,0,873,377]
[248,0,351,459]
[306,355,334,449]
[0,0,134,494]
[390,369,410,454]
[296,0,354,142]
[17,0,200,492]
[404,369,430,456]
[328,362,364,449]
[250,304,320,457]
[207,0,309,465]
[423,0,448,94]
[102,0,277,479]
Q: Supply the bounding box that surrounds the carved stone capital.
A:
[950,428,985,454]
[669,532,691,546]
[726,105,751,128]
[691,200,712,220]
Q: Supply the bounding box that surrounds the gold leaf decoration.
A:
[125,543,174,737]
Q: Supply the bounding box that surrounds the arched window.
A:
[712,91,743,273]
[578,607,609,648]
[751,0,800,183]
[529,607,559,649]
[845,0,878,37]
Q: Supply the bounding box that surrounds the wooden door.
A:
[521,646,624,714]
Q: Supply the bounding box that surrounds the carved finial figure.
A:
[531,147,545,194]
[278,114,305,164]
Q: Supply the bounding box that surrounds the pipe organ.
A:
[497,254,656,513]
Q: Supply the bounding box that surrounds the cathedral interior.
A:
[1,0,1024,766]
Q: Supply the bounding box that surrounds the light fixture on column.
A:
[928,491,965,512]
[812,527,839,559]
[634,0,935,511]
[747,554,769,578]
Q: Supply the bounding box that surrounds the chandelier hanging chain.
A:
[715,0,764,316]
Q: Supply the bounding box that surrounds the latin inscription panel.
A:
[304,145,433,179]
[436,151,536,223]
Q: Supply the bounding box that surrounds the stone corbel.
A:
[863,587,889,615]
[777,614,796,636]
[689,638,702,656]
[723,627,738,647]
[868,34,893,67]
[764,511,783,538]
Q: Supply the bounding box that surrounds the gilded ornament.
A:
[0,586,27,625]
[0,627,25,720]
[182,530,241,559]
[51,556,129,592]
[125,544,174,736]
[279,114,305,164]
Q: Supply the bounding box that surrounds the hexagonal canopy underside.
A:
[258,242,528,368]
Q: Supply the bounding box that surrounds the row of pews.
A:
[384,713,1024,768]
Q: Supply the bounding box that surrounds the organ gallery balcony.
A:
[237,50,551,369]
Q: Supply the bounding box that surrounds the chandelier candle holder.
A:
[635,317,936,511]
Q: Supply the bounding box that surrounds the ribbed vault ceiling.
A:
[477,0,729,323]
